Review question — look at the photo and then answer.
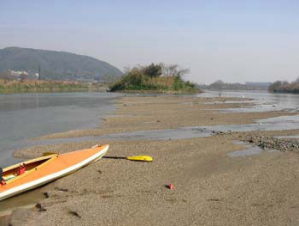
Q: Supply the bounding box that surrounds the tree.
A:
[269,81,282,92]
[161,64,190,78]
[143,63,162,78]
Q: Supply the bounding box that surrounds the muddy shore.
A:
[1,95,299,226]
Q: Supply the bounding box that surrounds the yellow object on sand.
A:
[126,155,153,162]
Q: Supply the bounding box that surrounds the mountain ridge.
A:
[0,47,123,81]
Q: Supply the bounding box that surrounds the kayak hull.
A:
[0,144,109,201]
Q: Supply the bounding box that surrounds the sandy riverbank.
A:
[2,95,299,226]
[32,96,293,141]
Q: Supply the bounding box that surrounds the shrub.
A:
[109,63,198,93]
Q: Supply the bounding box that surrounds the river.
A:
[0,92,120,167]
[198,90,299,112]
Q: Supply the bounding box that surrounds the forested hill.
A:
[0,47,122,80]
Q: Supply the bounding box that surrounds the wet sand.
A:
[33,96,293,140]
[2,95,299,226]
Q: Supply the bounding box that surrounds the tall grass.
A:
[0,79,106,94]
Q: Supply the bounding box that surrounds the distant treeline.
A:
[109,63,199,93]
[200,80,270,91]
[0,79,107,94]
[269,79,299,94]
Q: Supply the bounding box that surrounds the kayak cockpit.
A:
[1,154,57,184]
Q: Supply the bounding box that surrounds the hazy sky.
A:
[1,0,299,83]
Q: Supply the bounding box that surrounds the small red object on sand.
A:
[168,184,175,190]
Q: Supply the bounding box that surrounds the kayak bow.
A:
[0,144,109,201]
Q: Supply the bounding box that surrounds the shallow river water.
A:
[0,92,120,166]
[199,90,299,112]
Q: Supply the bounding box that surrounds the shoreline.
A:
[2,94,299,225]
[29,95,295,141]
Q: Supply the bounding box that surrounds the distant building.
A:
[9,70,29,77]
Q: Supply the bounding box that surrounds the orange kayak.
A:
[0,144,109,201]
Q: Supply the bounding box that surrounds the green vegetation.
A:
[109,63,198,93]
[269,78,299,94]
[0,79,107,94]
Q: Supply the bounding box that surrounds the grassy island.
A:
[109,63,199,93]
